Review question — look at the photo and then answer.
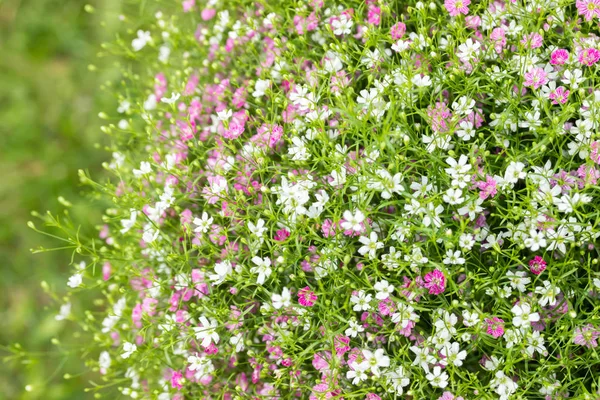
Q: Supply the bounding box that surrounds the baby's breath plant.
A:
[32,0,600,398]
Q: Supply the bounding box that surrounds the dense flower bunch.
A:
[40,0,600,398]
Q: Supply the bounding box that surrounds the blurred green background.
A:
[0,0,119,398]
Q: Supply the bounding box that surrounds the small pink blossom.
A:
[590,141,600,164]
[550,49,570,65]
[548,86,570,105]
[520,33,543,49]
[298,286,318,306]
[529,256,547,275]
[423,269,446,295]
[444,0,471,16]
[573,324,600,348]
[578,48,600,66]
[475,175,498,200]
[390,22,406,39]
[171,370,184,389]
[484,317,505,338]
[576,0,600,21]
[523,67,548,89]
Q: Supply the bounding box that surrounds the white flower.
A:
[252,79,270,98]
[411,74,432,87]
[410,345,435,373]
[133,161,153,177]
[426,366,449,388]
[340,209,365,232]
[506,270,531,292]
[391,303,418,328]
[457,38,481,61]
[99,351,111,374]
[250,256,272,285]
[132,30,151,51]
[193,316,220,348]
[229,333,244,352]
[524,229,547,251]
[443,188,465,205]
[121,342,137,359]
[193,212,214,234]
[511,303,540,329]
[490,370,518,400]
[160,92,180,105]
[187,354,215,380]
[346,361,369,384]
[504,161,526,184]
[330,168,347,186]
[350,290,372,311]
[358,232,383,259]
[143,94,157,110]
[374,280,395,300]
[332,14,353,36]
[440,342,467,366]
[272,287,291,309]
[362,348,390,376]
[442,249,466,265]
[55,302,71,321]
[385,366,410,395]
[345,319,365,337]
[445,155,471,177]
[67,273,83,288]
[216,109,232,122]
[535,281,561,307]
[209,260,232,285]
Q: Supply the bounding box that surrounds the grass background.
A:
[0,0,120,398]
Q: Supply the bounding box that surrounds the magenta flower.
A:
[444,0,471,16]
[578,48,600,66]
[550,49,570,65]
[529,256,547,275]
[171,370,184,390]
[298,286,318,306]
[484,317,505,338]
[576,0,600,21]
[423,269,446,295]
[573,324,600,348]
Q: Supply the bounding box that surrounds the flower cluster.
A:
[41,0,600,398]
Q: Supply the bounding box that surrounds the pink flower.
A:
[576,0,600,21]
[550,49,570,65]
[529,256,547,275]
[365,394,381,400]
[484,317,505,338]
[548,86,570,105]
[490,27,507,53]
[390,22,406,39]
[475,175,498,200]
[423,269,446,295]
[334,335,351,355]
[523,67,548,89]
[444,0,471,16]
[367,5,381,25]
[591,141,600,164]
[171,370,184,389]
[573,324,600,348]
[223,123,245,140]
[274,229,290,242]
[520,33,543,49]
[578,48,600,66]
[298,286,318,306]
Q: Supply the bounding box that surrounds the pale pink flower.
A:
[523,67,548,89]
[578,48,600,66]
[444,0,471,16]
[573,324,600,348]
[576,0,600,21]
[548,86,570,105]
